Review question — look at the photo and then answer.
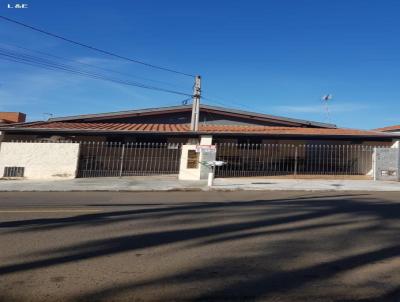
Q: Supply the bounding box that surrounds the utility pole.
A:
[190,75,201,131]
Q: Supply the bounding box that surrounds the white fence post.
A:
[119,144,125,178]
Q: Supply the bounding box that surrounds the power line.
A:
[0,56,192,97]
[0,48,193,97]
[0,54,192,97]
[0,42,183,88]
[0,15,195,78]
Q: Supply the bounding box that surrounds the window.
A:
[187,150,199,169]
[3,167,25,177]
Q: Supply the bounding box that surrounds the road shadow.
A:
[1,192,400,301]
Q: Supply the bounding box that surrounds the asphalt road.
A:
[1,191,400,302]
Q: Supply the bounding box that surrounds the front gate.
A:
[215,143,384,177]
[77,142,182,178]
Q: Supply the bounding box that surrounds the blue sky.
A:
[0,0,399,129]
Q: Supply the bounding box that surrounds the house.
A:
[0,112,26,142]
[374,125,400,135]
[0,105,398,179]
[0,104,396,145]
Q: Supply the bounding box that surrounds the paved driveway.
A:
[1,191,400,301]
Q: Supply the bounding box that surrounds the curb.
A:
[1,187,400,192]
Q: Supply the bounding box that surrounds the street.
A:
[1,191,400,301]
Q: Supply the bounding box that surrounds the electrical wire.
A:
[0,48,193,97]
[0,15,195,78]
[0,42,185,89]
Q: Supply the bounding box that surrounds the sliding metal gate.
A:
[215,143,384,177]
[77,142,182,178]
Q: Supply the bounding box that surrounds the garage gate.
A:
[77,142,182,178]
[214,143,385,177]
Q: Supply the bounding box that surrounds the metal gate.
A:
[77,142,182,178]
[215,143,384,177]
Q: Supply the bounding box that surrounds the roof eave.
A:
[1,127,397,139]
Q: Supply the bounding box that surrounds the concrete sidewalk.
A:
[0,175,400,191]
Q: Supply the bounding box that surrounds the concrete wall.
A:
[373,147,400,181]
[0,142,80,179]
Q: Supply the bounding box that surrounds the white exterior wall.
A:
[0,142,80,179]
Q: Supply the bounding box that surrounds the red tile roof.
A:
[374,125,400,132]
[8,121,391,137]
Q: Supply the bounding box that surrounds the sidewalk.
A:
[0,175,400,192]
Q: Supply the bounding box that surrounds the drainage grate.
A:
[3,167,25,177]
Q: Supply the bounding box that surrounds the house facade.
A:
[1,105,398,180]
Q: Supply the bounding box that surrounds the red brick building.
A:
[0,112,26,125]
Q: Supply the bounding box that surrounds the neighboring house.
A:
[374,125,400,135]
[0,112,26,142]
[0,112,26,125]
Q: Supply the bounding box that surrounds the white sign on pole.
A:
[195,145,216,153]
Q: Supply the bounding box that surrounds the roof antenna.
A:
[321,94,333,123]
[43,113,53,120]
